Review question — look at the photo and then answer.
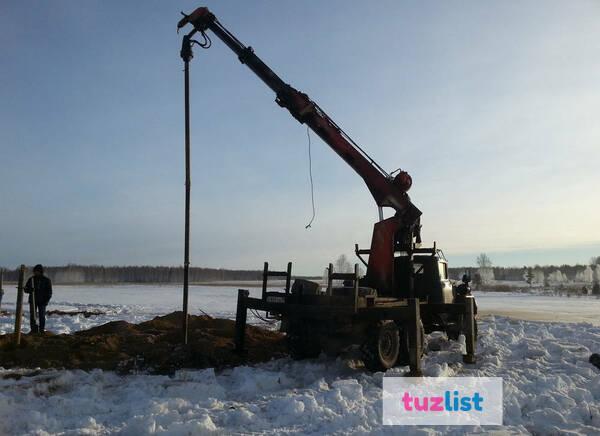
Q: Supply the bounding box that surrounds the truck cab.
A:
[391,248,453,304]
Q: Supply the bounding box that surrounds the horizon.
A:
[2,247,599,275]
[2,1,599,275]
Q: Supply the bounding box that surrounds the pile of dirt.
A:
[0,312,286,374]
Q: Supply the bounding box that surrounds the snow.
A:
[475,291,600,325]
[0,285,265,335]
[1,286,600,434]
[1,285,599,335]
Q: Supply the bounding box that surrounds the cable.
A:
[191,31,212,49]
[305,126,316,229]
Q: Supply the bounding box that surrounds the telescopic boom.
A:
[177,8,421,222]
[178,8,423,294]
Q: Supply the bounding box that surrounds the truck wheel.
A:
[287,333,320,360]
[361,321,400,371]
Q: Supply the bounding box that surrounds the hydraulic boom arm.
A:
[178,8,421,221]
[178,8,423,296]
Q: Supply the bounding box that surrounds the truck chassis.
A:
[234,263,476,375]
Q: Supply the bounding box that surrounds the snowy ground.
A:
[2,285,599,335]
[1,285,600,434]
[475,291,600,325]
[0,285,265,335]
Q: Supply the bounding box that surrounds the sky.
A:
[1,0,599,274]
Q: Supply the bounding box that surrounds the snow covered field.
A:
[2,285,599,335]
[1,285,600,434]
[475,291,600,325]
[0,285,265,335]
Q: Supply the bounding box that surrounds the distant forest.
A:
[1,262,598,285]
[448,264,598,282]
[0,265,264,284]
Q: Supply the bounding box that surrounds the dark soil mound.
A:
[0,312,286,374]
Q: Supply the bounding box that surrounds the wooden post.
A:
[262,262,269,300]
[463,296,476,364]
[14,265,25,345]
[0,267,3,311]
[353,263,359,313]
[234,289,249,354]
[285,262,292,294]
[407,298,423,376]
[327,263,333,296]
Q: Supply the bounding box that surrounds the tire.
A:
[287,333,320,360]
[361,321,400,371]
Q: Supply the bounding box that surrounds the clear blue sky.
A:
[1,1,599,274]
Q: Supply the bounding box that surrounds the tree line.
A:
[2,254,599,285]
[0,265,264,284]
[447,265,600,282]
[448,254,600,284]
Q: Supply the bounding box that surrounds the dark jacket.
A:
[24,275,53,306]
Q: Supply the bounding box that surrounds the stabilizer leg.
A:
[406,298,423,376]
[463,296,476,364]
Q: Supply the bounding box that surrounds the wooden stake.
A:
[14,265,25,345]
[0,268,3,311]
[234,289,249,354]
[285,262,292,294]
[353,263,359,313]
[327,263,333,296]
[262,262,268,300]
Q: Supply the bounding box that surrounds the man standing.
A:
[24,264,52,333]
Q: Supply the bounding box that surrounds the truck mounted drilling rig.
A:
[178,8,477,374]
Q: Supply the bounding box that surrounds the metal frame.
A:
[234,265,477,375]
[261,262,292,300]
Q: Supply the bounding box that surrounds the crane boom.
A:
[178,8,420,220]
[178,8,423,295]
